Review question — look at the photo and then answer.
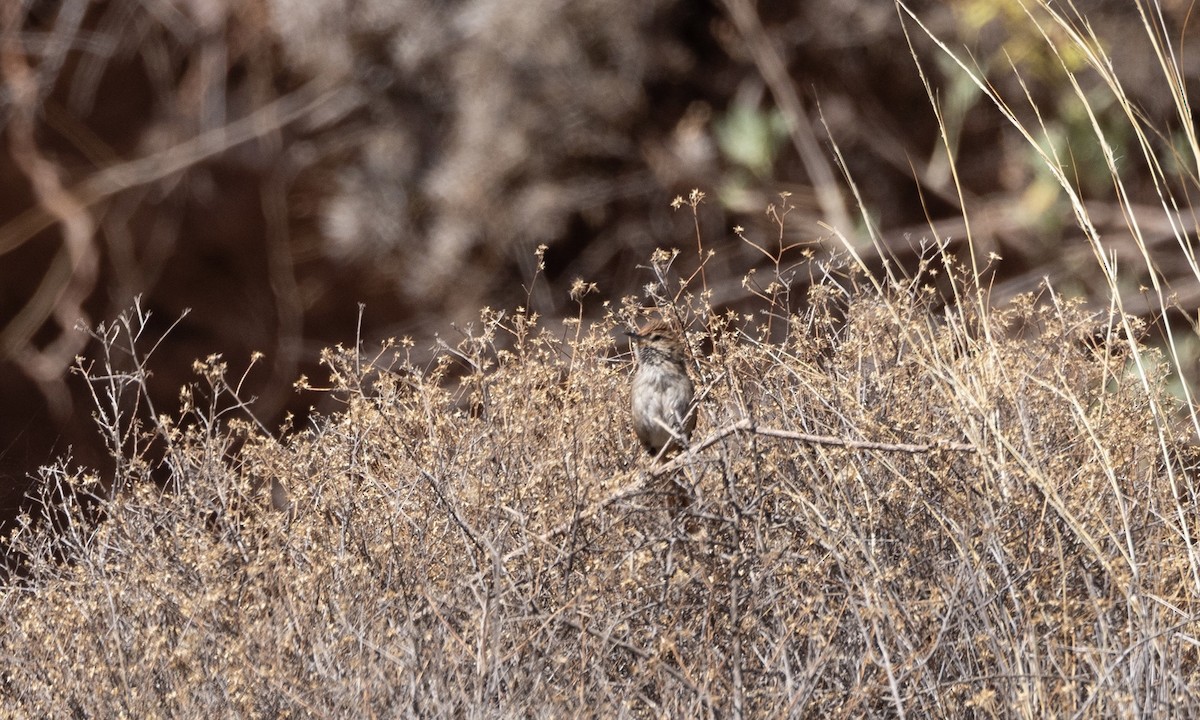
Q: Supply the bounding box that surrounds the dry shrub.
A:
[1,262,1197,717]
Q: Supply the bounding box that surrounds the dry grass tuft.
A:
[2,255,1197,717]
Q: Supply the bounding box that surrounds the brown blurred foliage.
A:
[2,0,1199,522]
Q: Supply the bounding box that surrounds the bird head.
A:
[625,318,687,365]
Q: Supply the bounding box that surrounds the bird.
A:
[626,318,696,458]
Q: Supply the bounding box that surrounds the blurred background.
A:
[2,0,1198,521]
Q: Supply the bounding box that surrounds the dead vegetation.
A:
[5,1,1200,716]
[2,244,1197,716]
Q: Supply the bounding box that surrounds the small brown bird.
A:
[627,319,696,458]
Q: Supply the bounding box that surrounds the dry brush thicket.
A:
[7,0,1200,584]
[1,259,1197,717]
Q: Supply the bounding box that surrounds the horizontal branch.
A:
[505,418,978,558]
[651,418,976,477]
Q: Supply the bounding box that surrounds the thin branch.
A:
[491,418,977,576]
[651,418,976,478]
